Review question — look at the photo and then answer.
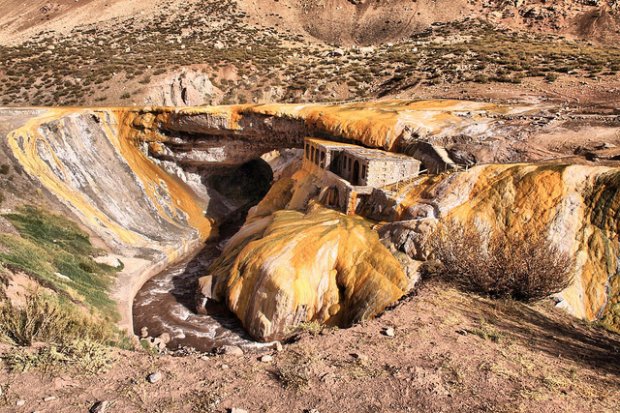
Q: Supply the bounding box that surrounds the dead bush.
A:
[426,221,574,302]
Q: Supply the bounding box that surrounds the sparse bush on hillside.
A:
[545,72,559,83]
[0,291,120,347]
[3,337,114,374]
[426,221,574,302]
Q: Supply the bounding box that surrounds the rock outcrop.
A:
[6,108,214,331]
[376,164,620,328]
[7,109,213,252]
[202,205,410,341]
[144,69,219,107]
[4,100,620,339]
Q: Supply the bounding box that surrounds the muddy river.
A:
[132,242,268,352]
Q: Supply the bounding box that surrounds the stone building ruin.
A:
[302,138,421,214]
[304,138,420,186]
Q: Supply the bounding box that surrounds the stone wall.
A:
[365,158,420,187]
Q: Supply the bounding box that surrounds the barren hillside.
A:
[0,0,619,107]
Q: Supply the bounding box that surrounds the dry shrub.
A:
[0,291,119,347]
[3,339,114,374]
[426,221,574,302]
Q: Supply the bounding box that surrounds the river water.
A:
[132,242,269,352]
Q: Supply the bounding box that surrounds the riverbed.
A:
[132,243,268,352]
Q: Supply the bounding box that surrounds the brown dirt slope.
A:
[2,0,620,46]
[0,282,618,412]
[240,0,470,46]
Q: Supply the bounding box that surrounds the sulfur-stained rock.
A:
[202,206,409,342]
[6,100,620,339]
[392,163,620,328]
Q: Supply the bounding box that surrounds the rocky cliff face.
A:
[4,100,620,340]
[144,69,220,107]
[5,108,215,330]
[7,108,213,253]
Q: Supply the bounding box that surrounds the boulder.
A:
[203,206,409,341]
[398,164,620,327]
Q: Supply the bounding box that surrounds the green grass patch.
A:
[0,206,120,318]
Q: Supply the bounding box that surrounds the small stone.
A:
[260,354,273,363]
[383,327,395,337]
[219,345,244,356]
[16,399,25,406]
[305,409,320,413]
[43,396,57,402]
[230,408,248,413]
[147,371,162,384]
[90,401,109,413]
[221,364,230,370]
[140,326,149,338]
[599,142,617,149]
[157,332,171,345]
[273,341,283,352]
[351,353,368,362]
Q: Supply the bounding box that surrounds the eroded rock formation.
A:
[3,100,620,340]
[203,205,410,342]
[144,68,219,107]
[377,164,620,327]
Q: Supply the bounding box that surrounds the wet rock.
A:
[147,371,162,384]
[156,332,171,346]
[219,345,244,356]
[89,400,109,413]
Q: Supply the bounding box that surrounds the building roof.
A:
[305,137,361,149]
[342,147,415,163]
[305,137,416,163]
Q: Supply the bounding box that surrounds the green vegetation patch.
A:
[0,291,124,347]
[0,206,119,317]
